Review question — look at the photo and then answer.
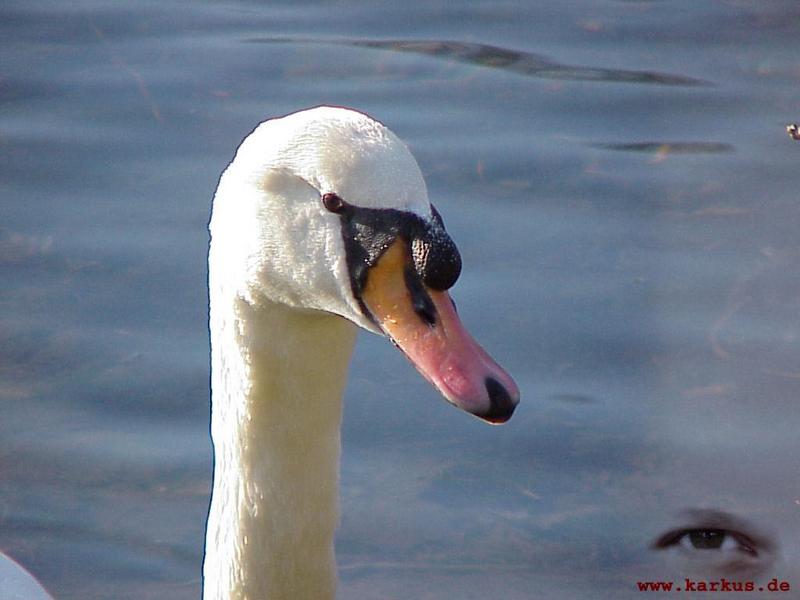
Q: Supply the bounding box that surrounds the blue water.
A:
[2,2,799,598]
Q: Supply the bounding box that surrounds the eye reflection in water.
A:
[651,509,777,577]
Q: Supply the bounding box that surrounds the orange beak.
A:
[360,239,519,423]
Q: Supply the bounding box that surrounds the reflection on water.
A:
[348,40,709,86]
[589,141,735,154]
[2,0,799,598]
[251,37,709,86]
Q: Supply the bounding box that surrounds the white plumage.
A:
[0,551,54,600]
[204,106,518,600]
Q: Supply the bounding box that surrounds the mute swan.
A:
[0,550,54,600]
[204,106,519,600]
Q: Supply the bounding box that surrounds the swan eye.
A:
[322,192,346,214]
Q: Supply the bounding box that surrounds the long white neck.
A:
[203,283,357,600]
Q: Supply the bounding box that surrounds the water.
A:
[2,1,799,598]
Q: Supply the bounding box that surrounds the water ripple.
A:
[590,141,734,154]
[248,37,709,87]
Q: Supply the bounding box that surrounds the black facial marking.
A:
[323,193,461,325]
[414,204,462,291]
[404,264,437,326]
[411,227,461,291]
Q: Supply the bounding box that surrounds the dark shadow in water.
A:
[590,141,734,154]
[248,38,709,87]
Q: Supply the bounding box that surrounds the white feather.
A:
[204,106,435,600]
[0,551,54,600]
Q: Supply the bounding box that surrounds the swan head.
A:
[210,106,519,423]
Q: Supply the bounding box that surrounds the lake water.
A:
[2,1,799,598]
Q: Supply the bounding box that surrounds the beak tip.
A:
[479,376,520,424]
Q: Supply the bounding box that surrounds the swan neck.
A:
[204,293,357,600]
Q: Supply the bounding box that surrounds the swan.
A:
[0,550,54,600]
[204,106,520,600]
